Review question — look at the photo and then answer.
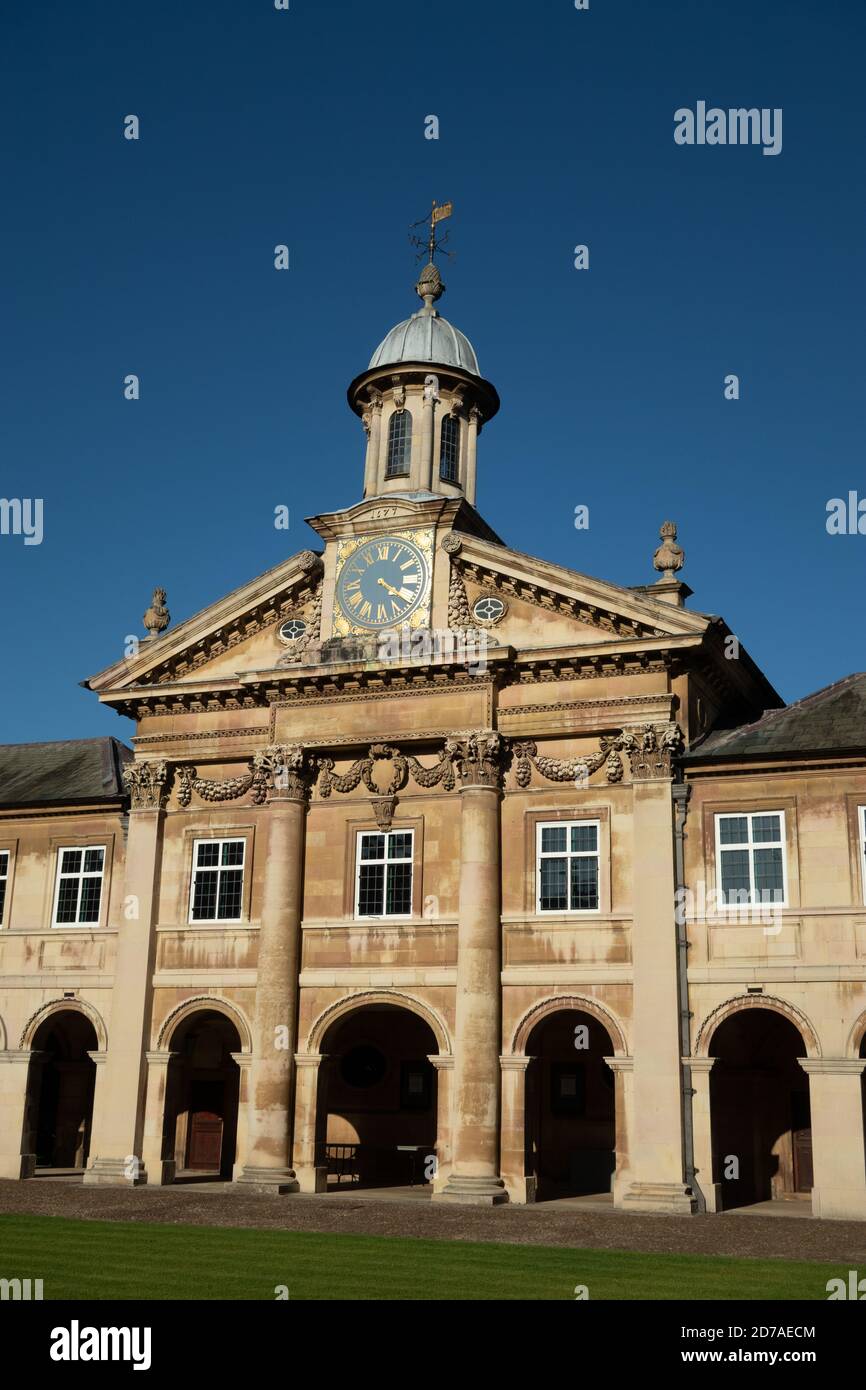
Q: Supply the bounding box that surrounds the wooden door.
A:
[187,1082,224,1170]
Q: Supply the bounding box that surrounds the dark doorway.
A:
[164,1011,241,1181]
[27,1011,98,1170]
[710,1008,811,1209]
[317,1005,437,1190]
[525,1010,616,1201]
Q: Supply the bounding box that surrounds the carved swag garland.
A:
[122,723,683,812]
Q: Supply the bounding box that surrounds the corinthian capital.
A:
[123,760,169,811]
[447,730,506,789]
[252,744,314,803]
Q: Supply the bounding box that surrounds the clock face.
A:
[334,532,431,632]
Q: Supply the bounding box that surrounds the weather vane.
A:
[409,199,455,265]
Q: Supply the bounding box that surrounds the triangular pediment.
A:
[84,547,324,697]
[448,533,710,647]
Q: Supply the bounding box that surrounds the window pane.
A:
[571,824,598,853]
[55,877,80,923]
[221,840,244,867]
[719,848,751,903]
[78,876,102,923]
[753,848,784,902]
[217,869,243,920]
[386,410,412,477]
[386,861,412,915]
[540,826,567,854]
[570,856,599,910]
[0,879,6,920]
[439,414,459,482]
[196,842,220,867]
[718,817,748,845]
[388,832,413,860]
[192,870,218,920]
[0,851,9,874]
[61,849,82,873]
[752,814,781,844]
[83,847,104,873]
[360,834,385,862]
[539,857,568,911]
[357,863,384,916]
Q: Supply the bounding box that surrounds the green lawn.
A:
[0,1213,845,1300]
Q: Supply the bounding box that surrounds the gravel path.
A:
[2,1180,866,1263]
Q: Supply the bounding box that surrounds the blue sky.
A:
[2,0,863,743]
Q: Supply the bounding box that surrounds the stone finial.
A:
[652,521,685,579]
[415,260,444,310]
[143,588,170,637]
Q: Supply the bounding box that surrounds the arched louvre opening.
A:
[439,414,460,482]
[385,410,412,477]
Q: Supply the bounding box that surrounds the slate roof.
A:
[685,672,866,761]
[0,737,132,807]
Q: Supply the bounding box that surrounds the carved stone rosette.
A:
[123,760,169,810]
[447,731,506,789]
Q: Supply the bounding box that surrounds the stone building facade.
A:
[1,264,865,1218]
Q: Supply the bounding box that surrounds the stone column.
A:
[362,390,382,497]
[85,760,167,1186]
[230,1052,252,1181]
[140,1050,176,1186]
[420,379,437,491]
[292,1053,328,1192]
[0,1051,36,1179]
[465,406,482,505]
[429,1053,454,1192]
[436,732,507,1204]
[620,732,696,1214]
[800,1059,866,1221]
[687,1056,719,1212]
[604,1055,635,1201]
[500,1054,531,1203]
[237,746,313,1193]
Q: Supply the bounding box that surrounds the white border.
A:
[51,844,107,928]
[354,828,414,920]
[535,819,601,915]
[714,810,789,910]
[188,836,246,925]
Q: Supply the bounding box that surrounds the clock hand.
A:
[377,577,402,598]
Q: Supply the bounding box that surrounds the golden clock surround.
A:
[331,527,435,637]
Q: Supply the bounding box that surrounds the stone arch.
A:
[306,990,452,1056]
[155,995,253,1054]
[19,998,108,1052]
[510,993,628,1057]
[695,994,821,1059]
[845,1010,866,1059]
